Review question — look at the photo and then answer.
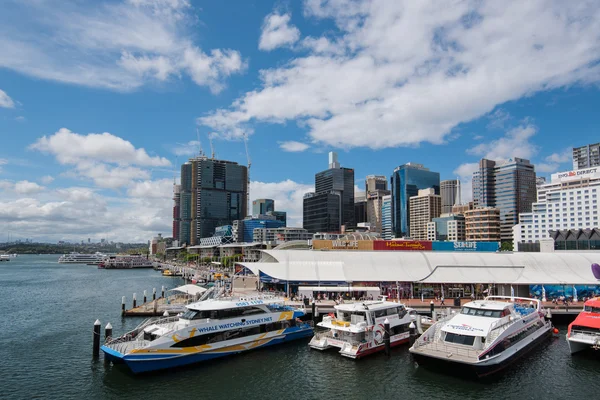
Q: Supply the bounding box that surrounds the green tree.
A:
[500,241,513,251]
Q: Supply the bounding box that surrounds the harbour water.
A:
[1,255,599,400]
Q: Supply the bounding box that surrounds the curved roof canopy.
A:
[240,250,600,285]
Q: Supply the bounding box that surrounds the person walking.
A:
[440,295,445,306]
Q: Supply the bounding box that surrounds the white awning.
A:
[298,286,381,292]
[239,250,600,285]
[171,284,207,295]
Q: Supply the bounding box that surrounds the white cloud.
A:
[171,140,201,156]
[0,89,15,108]
[259,13,301,51]
[486,108,512,130]
[31,128,170,167]
[279,141,310,152]
[0,180,45,194]
[250,179,314,227]
[40,175,55,184]
[0,0,244,92]
[201,1,600,150]
[466,123,538,161]
[535,163,560,173]
[127,179,174,199]
[545,148,572,164]
[0,158,7,173]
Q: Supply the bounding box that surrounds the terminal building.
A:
[239,249,600,300]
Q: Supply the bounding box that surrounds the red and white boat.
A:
[567,297,600,354]
[308,297,415,358]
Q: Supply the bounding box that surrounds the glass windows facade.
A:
[391,164,440,237]
[303,192,341,233]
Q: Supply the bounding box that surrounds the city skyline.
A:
[0,0,599,242]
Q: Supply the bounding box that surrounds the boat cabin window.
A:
[584,305,600,313]
[337,311,366,322]
[444,332,476,346]
[180,310,211,320]
[460,307,503,318]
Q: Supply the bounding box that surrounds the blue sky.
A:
[1,0,599,242]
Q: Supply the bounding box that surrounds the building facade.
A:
[366,175,388,192]
[253,227,312,244]
[177,157,248,246]
[440,179,459,214]
[464,207,501,242]
[303,191,341,233]
[391,163,440,237]
[172,183,181,241]
[513,167,600,249]
[252,199,274,216]
[303,152,355,233]
[240,216,285,243]
[366,189,390,234]
[354,192,367,224]
[409,188,441,240]
[573,142,600,170]
[427,214,466,241]
[381,194,393,240]
[472,157,536,241]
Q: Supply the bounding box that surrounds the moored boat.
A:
[567,297,600,354]
[102,293,313,373]
[409,296,552,377]
[99,254,154,269]
[0,254,10,262]
[309,297,415,358]
[58,252,106,264]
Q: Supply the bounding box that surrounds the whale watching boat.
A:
[567,297,600,354]
[308,297,416,358]
[102,290,314,373]
[58,252,106,264]
[409,296,552,377]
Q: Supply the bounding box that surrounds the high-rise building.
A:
[269,210,287,225]
[390,163,440,237]
[381,194,393,240]
[465,207,501,242]
[252,199,274,216]
[573,142,600,170]
[366,175,388,192]
[172,183,181,241]
[303,152,355,233]
[513,167,600,249]
[366,189,390,234]
[440,179,459,214]
[409,188,441,240]
[303,192,341,233]
[354,192,367,224]
[471,157,536,241]
[179,161,193,245]
[239,216,284,243]
[177,156,247,245]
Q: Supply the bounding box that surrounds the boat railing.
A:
[413,313,454,348]
[570,329,600,340]
[107,315,181,344]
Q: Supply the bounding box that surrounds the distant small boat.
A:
[0,254,10,262]
[162,269,175,277]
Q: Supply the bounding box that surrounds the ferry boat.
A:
[308,297,415,358]
[409,296,552,377]
[58,252,106,264]
[101,293,313,373]
[567,297,600,354]
[99,255,153,269]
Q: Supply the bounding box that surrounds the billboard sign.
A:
[373,240,432,251]
[551,167,600,183]
[432,241,500,252]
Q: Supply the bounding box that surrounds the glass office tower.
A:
[390,163,440,237]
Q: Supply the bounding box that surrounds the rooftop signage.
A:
[551,167,600,183]
[373,240,432,251]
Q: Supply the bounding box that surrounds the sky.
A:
[1,0,600,243]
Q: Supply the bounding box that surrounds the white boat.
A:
[567,297,600,354]
[99,254,153,269]
[0,254,10,262]
[102,293,314,373]
[409,296,552,377]
[309,297,415,358]
[58,252,106,264]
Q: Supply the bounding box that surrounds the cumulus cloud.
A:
[40,175,55,184]
[127,179,174,198]
[171,140,202,156]
[259,13,301,51]
[279,141,310,152]
[0,0,245,92]
[0,180,45,194]
[201,1,600,149]
[466,123,539,161]
[250,179,314,227]
[0,89,15,108]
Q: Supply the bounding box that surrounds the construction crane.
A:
[195,127,204,157]
[243,133,251,217]
[208,132,215,159]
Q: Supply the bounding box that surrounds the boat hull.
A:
[411,328,551,378]
[102,327,313,374]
